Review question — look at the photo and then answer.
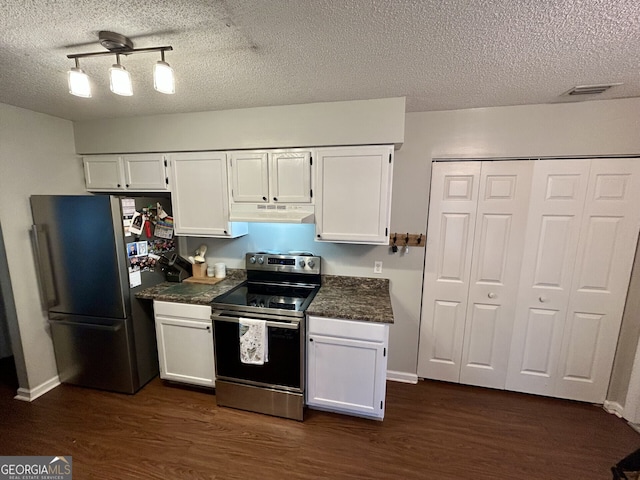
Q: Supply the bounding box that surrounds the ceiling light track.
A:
[66,31,175,98]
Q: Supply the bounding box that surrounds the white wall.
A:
[73,97,406,154]
[0,103,85,391]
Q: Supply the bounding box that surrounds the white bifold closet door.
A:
[418,161,533,388]
[506,159,640,403]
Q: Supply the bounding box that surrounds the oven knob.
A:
[299,260,306,268]
[307,259,316,269]
[249,256,256,264]
[257,256,264,264]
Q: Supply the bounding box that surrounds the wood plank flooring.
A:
[0,375,638,479]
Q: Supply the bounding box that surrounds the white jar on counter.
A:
[214,262,226,278]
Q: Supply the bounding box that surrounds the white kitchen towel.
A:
[239,318,269,365]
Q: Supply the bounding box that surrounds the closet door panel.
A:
[506,160,591,396]
[460,161,533,389]
[418,162,480,382]
[555,159,640,402]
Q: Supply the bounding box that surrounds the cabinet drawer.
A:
[154,301,211,321]
[307,315,387,343]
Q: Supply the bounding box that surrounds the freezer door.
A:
[30,195,128,319]
[49,314,138,393]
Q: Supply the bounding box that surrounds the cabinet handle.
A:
[317,234,321,239]
[262,196,267,201]
[206,326,211,331]
[488,292,496,299]
[273,197,278,202]
[224,230,228,235]
[309,338,313,342]
[117,183,121,187]
[126,184,130,188]
[539,296,547,303]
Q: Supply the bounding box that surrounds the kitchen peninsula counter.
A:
[135,269,246,304]
[306,275,394,324]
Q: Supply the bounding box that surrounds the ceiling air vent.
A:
[562,83,622,96]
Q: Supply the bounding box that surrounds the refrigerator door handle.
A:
[31,224,59,309]
[48,318,123,332]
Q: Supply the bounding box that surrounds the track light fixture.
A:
[67,31,174,98]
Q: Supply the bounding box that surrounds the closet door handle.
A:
[538,296,547,303]
[488,292,496,299]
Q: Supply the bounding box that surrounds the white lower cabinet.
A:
[306,315,389,420]
[154,301,215,388]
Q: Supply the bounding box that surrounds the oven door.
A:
[212,311,303,392]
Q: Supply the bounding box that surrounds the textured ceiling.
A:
[1,0,639,121]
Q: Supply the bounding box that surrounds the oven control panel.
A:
[246,253,320,274]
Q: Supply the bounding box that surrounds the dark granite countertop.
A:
[135,269,246,305]
[306,275,394,324]
[136,270,393,324]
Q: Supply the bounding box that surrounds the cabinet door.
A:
[270,151,312,203]
[155,316,215,387]
[307,334,386,419]
[555,159,640,403]
[417,162,481,382]
[459,161,533,389]
[315,146,393,244]
[506,160,591,396]
[229,152,269,203]
[170,152,238,237]
[83,155,125,191]
[122,154,168,191]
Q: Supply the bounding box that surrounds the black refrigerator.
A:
[30,195,172,393]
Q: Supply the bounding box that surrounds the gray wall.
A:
[73,97,406,154]
[178,97,640,377]
[0,103,85,391]
[0,96,629,391]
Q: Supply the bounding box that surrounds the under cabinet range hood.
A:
[229,204,315,224]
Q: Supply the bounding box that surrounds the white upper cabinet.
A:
[83,155,124,191]
[315,145,393,244]
[84,154,168,192]
[169,152,248,238]
[229,151,270,203]
[269,151,312,203]
[122,154,169,191]
[229,149,312,204]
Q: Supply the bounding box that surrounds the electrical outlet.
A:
[374,261,383,274]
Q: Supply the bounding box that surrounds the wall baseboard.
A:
[603,400,624,418]
[14,376,60,402]
[387,370,418,384]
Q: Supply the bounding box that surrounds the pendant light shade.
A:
[66,32,174,98]
[153,60,175,94]
[109,56,133,96]
[67,66,91,98]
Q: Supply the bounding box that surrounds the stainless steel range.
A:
[211,252,321,421]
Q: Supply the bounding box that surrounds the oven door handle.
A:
[212,312,300,330]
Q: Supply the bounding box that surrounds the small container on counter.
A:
[214,262,226,279]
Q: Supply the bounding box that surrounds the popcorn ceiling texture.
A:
[0,0,638,121]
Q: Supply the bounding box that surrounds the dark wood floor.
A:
[0,372,638,479]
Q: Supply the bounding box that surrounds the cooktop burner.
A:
[218,282,316,312]
[210,252,322,318]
